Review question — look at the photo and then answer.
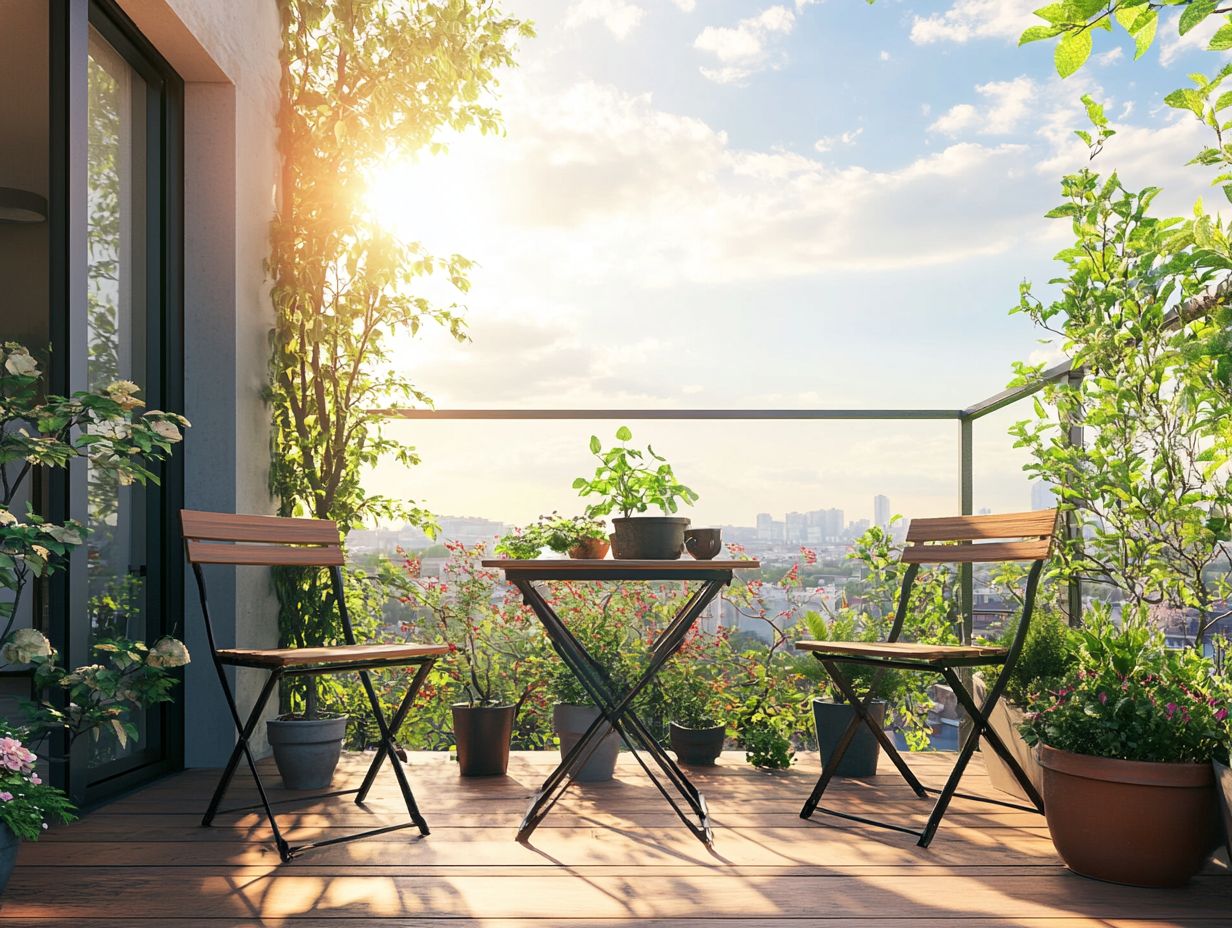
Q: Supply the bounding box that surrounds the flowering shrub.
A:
[658,627,736,729]
[1021,607,1232,764]
[0,727,73,841]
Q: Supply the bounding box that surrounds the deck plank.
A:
[3,751,1226,926]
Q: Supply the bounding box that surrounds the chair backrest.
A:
[180,510,344,567]
[902,510,1058,564]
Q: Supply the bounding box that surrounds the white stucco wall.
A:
[118,0,282,765]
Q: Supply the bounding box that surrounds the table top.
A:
[481,558,761,578]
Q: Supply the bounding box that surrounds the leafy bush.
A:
[495,513,607,559]
[573,426,698,519]
[1021,607,1232,764]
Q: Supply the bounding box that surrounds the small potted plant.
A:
[659,630,731,766]
[384,542,547,776]
[496,513,609,560]
[1021,609,1231,887]
[573,426,698,560]
[0,725,74,894]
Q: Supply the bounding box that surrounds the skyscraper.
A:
[874,494,890,528]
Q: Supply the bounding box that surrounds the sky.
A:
[365,0,1228,530]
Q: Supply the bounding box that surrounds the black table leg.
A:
[513,577,726,846]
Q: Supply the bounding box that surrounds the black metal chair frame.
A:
[188,538,440,863]
[799,557,1047,848]
[504,564,744,847]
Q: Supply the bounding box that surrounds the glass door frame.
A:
[48,0,184,805]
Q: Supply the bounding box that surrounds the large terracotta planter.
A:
[1038,744,1220,887]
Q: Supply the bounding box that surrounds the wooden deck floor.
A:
[2,750,1228,926]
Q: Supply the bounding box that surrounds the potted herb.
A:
[659,629,732,766]
[573,426,698,560]
[1021,610,1231,887]
[0,725,74,894]
[385,542,546,776]
[496,513,609,560]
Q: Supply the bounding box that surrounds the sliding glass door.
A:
[51,0,183,804]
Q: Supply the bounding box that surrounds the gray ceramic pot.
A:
[813,697,886,778]
[610,517,690,560]
[669,722,725,766]
[267,715,348,790]
[0,824,18,896]
[553,704,620,782]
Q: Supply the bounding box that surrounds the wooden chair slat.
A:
[217,643,450,669]
[902,538,1052,564]
[906,510,1057,543]
[180,509,339,545]
[796,640,1008,662]
[186,540,345,567]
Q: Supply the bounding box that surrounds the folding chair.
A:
[181,509,450,862]
[797,509,1057,847]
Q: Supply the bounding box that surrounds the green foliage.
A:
[572,426,699,519]
[1021,605,1232,763]
[658,629,736,729]
[0,344,189,759]
[0,725,74,841]
[268,0,531,712]
[1009,115,1232,643]
[495,513,607,559]
[988,607,1082,708]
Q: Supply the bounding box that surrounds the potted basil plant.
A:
[1021,609,1231,887]
[573,426,698,560]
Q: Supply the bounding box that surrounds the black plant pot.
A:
[610,516,690,560]
[452,703,515,777]
[1215,759,1232,862]
[813,697,886,778]
[669,722,725,766]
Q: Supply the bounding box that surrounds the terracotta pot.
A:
[567,537,610,559]
[1038,744,1220,887]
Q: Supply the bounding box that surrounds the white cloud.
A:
[1159,11,1231,67]
[1096,46,1124,66]
[880,49,892,61]
[671,0,696,10]
[929,76,1036,136]
[814,127,863,152]
[909,0,1036,45]
[564,0,645,39]
[694,5,800,84]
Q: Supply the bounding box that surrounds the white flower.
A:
[3,347,39,377]
[0,510,16,527]
[2,628,52,664]
[94,418,131,441]
[146,637,190,669]
[104,380,144,411]
[31,544,50,561]
[40,523,83,545]
[147,419,182,443]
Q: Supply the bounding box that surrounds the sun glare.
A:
[363,153,475,256]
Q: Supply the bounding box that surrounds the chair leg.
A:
[353,661,433,835]
[202,664,292,860]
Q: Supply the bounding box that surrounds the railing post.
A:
[959,416,974,645]
[1063,367,1085,628]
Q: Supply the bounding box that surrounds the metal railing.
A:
[374,359,1083,644]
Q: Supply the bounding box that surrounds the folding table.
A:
[483,558,760,846]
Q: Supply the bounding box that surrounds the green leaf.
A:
[1165,87,1206,117]
[1056,29,1093,78]
[1033,4,1074,26]
[1210,23,1232,51]
[1020,23,1065,45]
[1131,9,1158,59]
[1180,0,1217,36]
[589,435,601,454]
[615,425,632,442]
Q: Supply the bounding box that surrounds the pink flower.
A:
[1098,692,1108,705]
[1216,708,1229,722]
[29,773,40,785]
[0,737,35,773]
[0,792,12,802]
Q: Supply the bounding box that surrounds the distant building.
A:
[785,511,808,543]
[874,494,890,528]
[755,512,774,541]
[1031,480,1056,511]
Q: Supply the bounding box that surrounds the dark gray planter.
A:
[553,704,620,782]
[453,703,514,777]
[1216,759,1232,862]
[267,715,347,790]
[669,722,725,766]
[813,697,886,778]
[0,824,18,896]
[610,517,690,560]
